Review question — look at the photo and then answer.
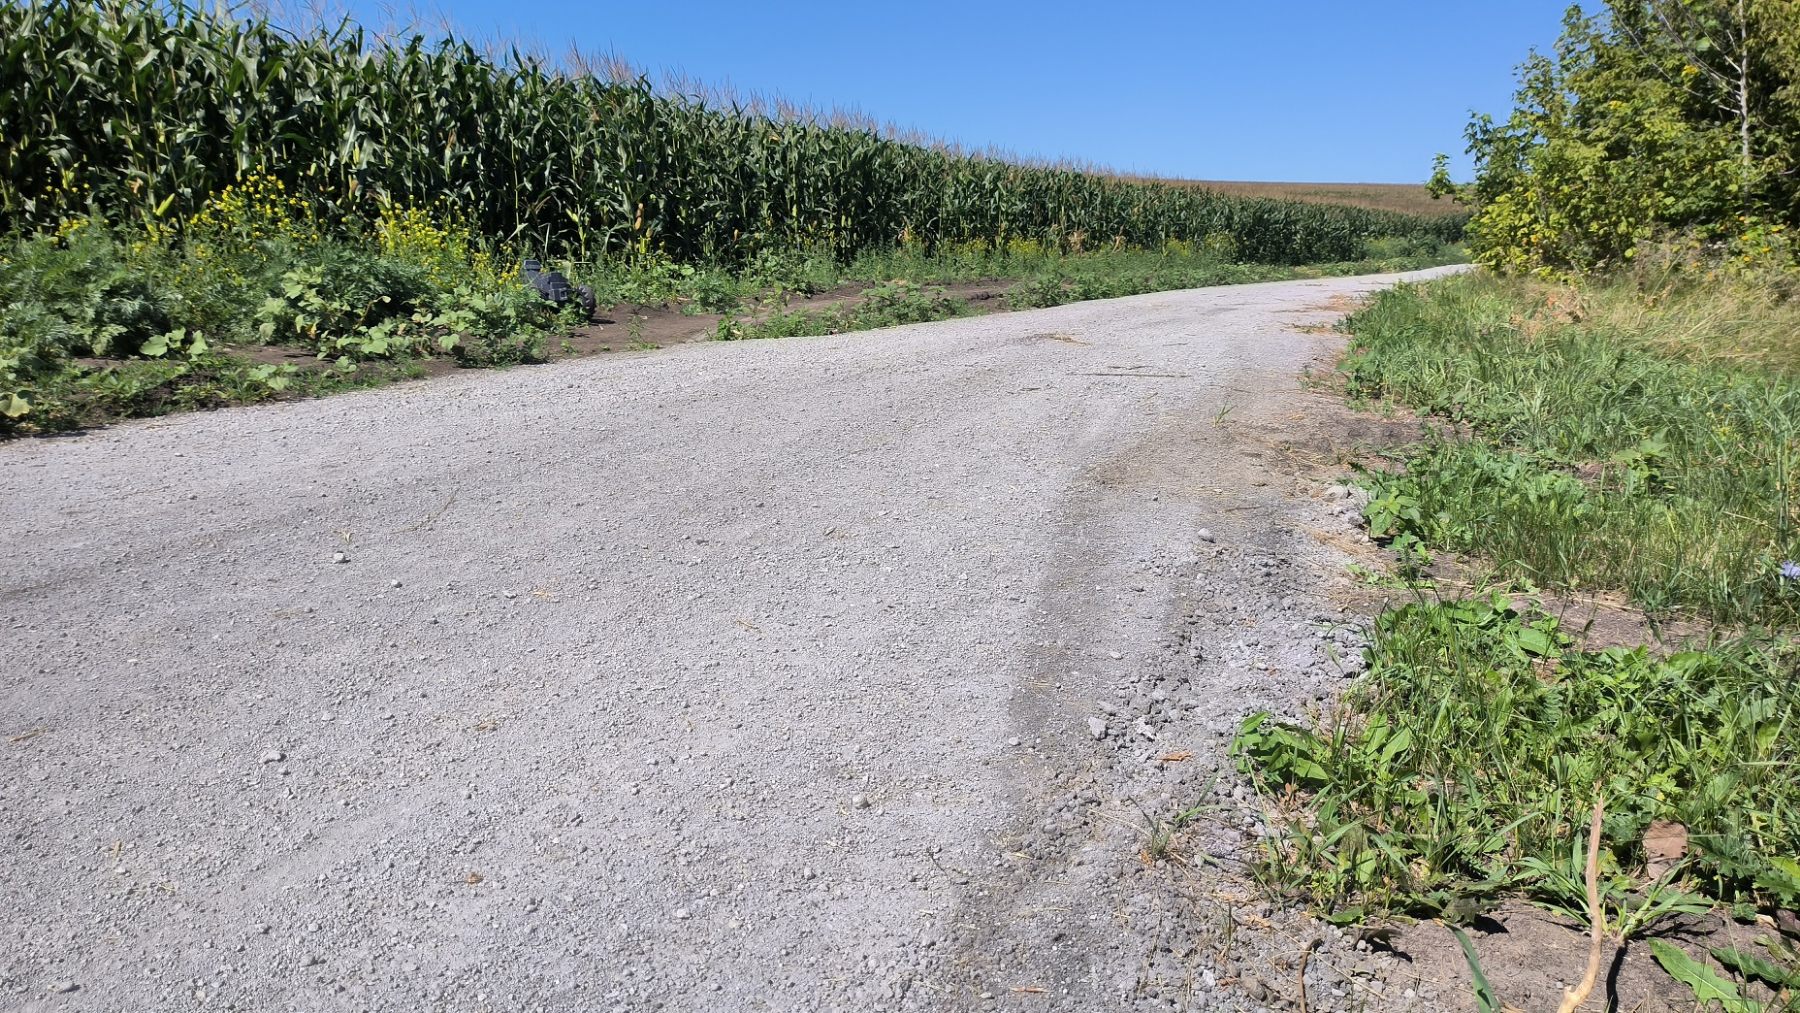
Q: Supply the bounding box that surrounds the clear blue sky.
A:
[340,0,1575,184]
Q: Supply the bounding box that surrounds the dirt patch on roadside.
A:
[548,304,721,358]
[51,280,1025,428]
[1376,904,1789,1013]
[548,280,1015,358]
[935,280,1011,308]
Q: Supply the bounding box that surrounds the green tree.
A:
[1456,0,1800,273]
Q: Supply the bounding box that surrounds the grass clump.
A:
[717,280,969,341]
[1343,272,1800,626]
[998,240,1460,310]
[1234,593,1800,923]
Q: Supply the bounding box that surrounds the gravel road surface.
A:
[2,267,1464,1013]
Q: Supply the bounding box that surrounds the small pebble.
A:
[851,794,870,810]
[259,749,284,764]
[51,982,78,994]
[332,551,349,564]
[1086,716,1108,740]
[1197,528,1215,542]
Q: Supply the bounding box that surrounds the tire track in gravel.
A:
[1,267,1464,1013]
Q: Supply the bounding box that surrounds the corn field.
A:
[0,0,1466,263]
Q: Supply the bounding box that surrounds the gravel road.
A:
[2,267,1465,1013]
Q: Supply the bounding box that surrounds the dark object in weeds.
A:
[522,260,596,320]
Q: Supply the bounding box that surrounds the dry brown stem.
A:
[1555,796,1606,1013]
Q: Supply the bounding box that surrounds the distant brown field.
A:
[1136,179,1462,217]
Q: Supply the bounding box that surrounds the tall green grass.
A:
[1345,273,1800,626]
[0,0,1465,263]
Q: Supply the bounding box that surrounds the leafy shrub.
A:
[1201,231,1239,261]
[743,247,838,296]
[256,248,434,355]
[719,280,967,341]
[0,192,565,431]
[0,224,178,359]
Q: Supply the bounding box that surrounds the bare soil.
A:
[1376,904,1794,1013]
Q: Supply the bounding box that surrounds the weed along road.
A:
[2,267,1462,1013]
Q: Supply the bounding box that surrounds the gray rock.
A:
[1087,716,1109,740]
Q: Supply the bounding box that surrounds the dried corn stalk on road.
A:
[2,267,1465,1013]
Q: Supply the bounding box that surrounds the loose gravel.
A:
[2,268,1464,1012]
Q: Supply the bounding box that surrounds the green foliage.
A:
[1233,594,1800,919]
[1653,939,1764,1012]
[0,223,179,361]
[1451,927,1505,1013]
[256,251,432,351]
[250,247,550,364]
[1344,273,1800,625]
[742,248,841,295]
[719,281,968,341]
[1453,1,1800,273]
[1715,937,1800,989]
[1652,920,1800,1012]
[0,203,558,431]
[0,0,1463,266]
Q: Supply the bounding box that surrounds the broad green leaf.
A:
[1649,940,1758,1013]
[1711,945,1799,988]
[1515,627,1556,657]
[1451,927,1503,1013]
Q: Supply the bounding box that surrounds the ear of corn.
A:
[0,0,1466,262]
